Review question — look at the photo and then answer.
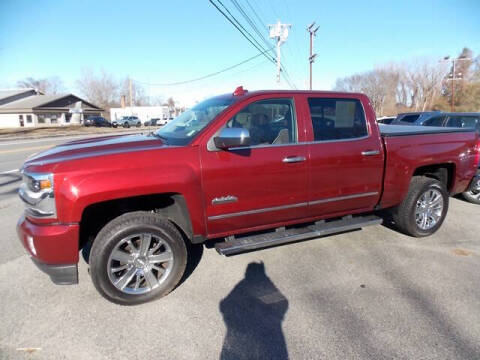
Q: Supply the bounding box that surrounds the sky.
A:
[1,0,479,106]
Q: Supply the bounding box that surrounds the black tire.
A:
[123,122,130,128]
[136,122,141,127]
[89,211,187,305]
[391,176,449,237]
[462,190,480,205]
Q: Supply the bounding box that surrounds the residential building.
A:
[0,89,103,128]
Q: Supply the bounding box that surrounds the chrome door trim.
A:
[208,202,308,221]
[208,191,380,221]
[309,191,379,205]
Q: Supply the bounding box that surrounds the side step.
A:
[215,215,382,256]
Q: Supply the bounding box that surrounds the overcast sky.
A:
[1,0,479,106]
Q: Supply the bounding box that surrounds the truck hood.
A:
[23,133,167,168]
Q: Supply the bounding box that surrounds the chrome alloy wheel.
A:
[415,189,444,230]
[107,233,174,295]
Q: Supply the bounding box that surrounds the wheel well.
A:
[79,193,193,252]
[413,163,454,191]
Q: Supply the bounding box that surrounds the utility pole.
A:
[307,23,319,90]
[129,77,133,107]
[268,21,291,83]
[442,55,471,112]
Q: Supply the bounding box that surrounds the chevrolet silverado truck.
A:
[17,87,480,305]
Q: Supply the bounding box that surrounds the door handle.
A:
[283,156,306,163]
[361,150,380,156]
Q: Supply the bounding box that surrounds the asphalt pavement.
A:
[0,134,479,359]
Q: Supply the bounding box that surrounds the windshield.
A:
[155,96,234,145]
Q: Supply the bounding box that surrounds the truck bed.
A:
[378,124,478,209]
[379,124,474,137]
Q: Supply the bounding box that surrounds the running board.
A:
[215,215,382,256]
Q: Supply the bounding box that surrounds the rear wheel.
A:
[89,211,187,305]
[391,176,448,237]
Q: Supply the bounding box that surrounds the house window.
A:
[38,115,45,124]
[50,114,58,124]
[26,115,32,123]
[19,115,24,127]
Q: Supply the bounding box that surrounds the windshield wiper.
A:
[150,132,169,144]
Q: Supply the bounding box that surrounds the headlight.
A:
[18,172,56,218]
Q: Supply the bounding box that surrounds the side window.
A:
[226,98,297,146]
[399,114,420,123]
[308,98,368,141]
[459,116,479,129]
[423,116,445,127]
[445,116,462,128]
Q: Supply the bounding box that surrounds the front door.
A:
[200,97,309,237]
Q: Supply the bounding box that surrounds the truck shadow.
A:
[177,242,204,288]
[0,173,21,197]
[0,173,21,187]
[219,262,289,360]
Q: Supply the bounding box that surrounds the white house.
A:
[110,106,171,124]
[0,89,103,128]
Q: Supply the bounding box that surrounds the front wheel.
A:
[391,176,449,237]
[89,212,187,305]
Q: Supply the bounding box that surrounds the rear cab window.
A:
[307,98,368,141]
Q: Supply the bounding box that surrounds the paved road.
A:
[1,135,479,359]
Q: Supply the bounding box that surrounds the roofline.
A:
[37,94,102,110]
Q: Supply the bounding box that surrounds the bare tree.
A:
[17,76,65,94]
[75,69,120,109]
[119,78,150,106]
[334,58,448,115]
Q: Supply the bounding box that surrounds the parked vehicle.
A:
[391,111,443,125]
[17,87,479,305]
[144,118,160,126]
[112,116,141,128]
[84,116,112,127]
[390,111,480,204]
[144,118,168,126]
[376,116,396,124]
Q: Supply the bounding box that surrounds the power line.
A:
[210,0,276,64]
[243,0,297,89]
[229,0,273,55]
[209,0,297,89]
[132,47,273,86]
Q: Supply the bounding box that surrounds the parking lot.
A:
[0,135,479,360]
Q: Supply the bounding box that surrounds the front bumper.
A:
[468,170,480,192]
[17,215,80,285]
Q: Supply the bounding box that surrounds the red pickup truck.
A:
[17,88,479,305]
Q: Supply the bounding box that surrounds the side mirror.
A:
[214,128,251,149]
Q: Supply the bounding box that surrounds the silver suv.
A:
[112,116,141,128]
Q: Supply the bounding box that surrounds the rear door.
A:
[200,95,309,236]
[303,95,384,217]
